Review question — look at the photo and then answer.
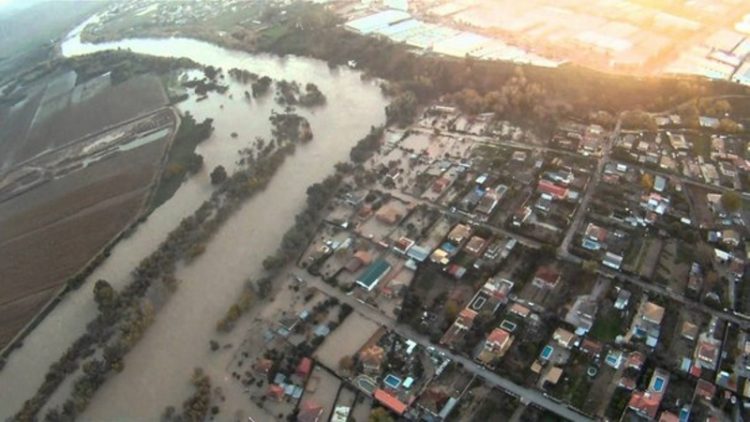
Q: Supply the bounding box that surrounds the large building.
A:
[356,259,392,291]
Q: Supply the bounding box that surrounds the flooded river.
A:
[0,19,387,419]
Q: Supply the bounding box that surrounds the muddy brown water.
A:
[0,17,387,419]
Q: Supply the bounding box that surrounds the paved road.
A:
[306,277,593,422]
[610,158,735,194]
[559,116,620,256]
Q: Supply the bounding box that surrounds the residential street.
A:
[305,276,593,422]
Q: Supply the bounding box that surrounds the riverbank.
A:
[0,28,388,419]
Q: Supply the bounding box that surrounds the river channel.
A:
[0,17,387,419]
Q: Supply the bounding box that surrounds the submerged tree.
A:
[210,165,228,185]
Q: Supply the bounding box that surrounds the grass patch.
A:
[589,308,624,342]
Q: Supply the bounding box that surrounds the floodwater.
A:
[0,17,387,419]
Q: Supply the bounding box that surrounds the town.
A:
[211,94,750,422]
[1,1,750,421]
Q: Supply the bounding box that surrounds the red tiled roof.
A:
[298,400,324,422]
[628,391,662,418]
[534,266,560,286]
[296,357,312,378]
[659,411,680,422]
[487,328,510,346]
[695,379,716,400]
[581,339,603,356]
[267,384,284,399]
[690,364,702,378]
[374,388,408,415]
[458,308,478,322]
[627,351,645,369]
[538,179,568,199]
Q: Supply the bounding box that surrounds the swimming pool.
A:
[653,376,665,392]
[384,374,402,389]
[540,345,553,360]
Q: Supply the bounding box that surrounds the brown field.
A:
[0,118,174,348]
[15,75,168,164]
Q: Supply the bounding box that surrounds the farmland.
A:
[0,72,177,349]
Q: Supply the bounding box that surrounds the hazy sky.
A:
[0,0,92,14]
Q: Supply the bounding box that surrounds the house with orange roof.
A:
[532,266,561,289]
[267,384,285,401]
[537,179,568,200]
[476,328,513,366]
[359,344,386,375]
[632,300,665,348]
[628,368,669,419]
[374,388,408,416]
[440,308,477,347]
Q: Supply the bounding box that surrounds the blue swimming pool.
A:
[540,345,553,360]
[384,374,402,389]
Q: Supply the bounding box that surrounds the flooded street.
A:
[0,19,386,419]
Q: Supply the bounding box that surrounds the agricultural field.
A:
[0,74,176,348]
[12,74,168,165]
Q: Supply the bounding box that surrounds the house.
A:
[479,277,514,308]
[359,345,385,375]
[537,179,568,200]
[681,321,699,341]
[552,327,576,349]
[432,178,449,193]
[447,224,472,244]
[407,245,429,262]
[296,357,312,380]
[614,289,631,310]
[653,175,667,192]
[476,328,513,365]
[298,400,324,422]
[642,192,670,216]
[345,250,372,273]
[376,205,403,225]
[374,389,408,416]
[509,303,531,318]
[542,366,564,388]
[632,301,665,347]
[580,339,603,358]
[695,335,721,370]
[393,237,415,255]
[253,358,273,375]
[465,236,488,255]
[532,266,561,289]
[356,259,392,291]
[694,379,716,401]
[440,308,478,346]
[659,411,679,422]
[602,251,624,270]
[627,351,645,371]
[583,222,608,250]
[628,368,669,419]
[267,384,285,401]
[430,248,450,265]
[722,229,741,248]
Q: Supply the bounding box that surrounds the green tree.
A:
[93,280,116,313]
[210,165,228,185]
[721,191,742,213]
[385,91,418,127]
[369,407,394,422]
